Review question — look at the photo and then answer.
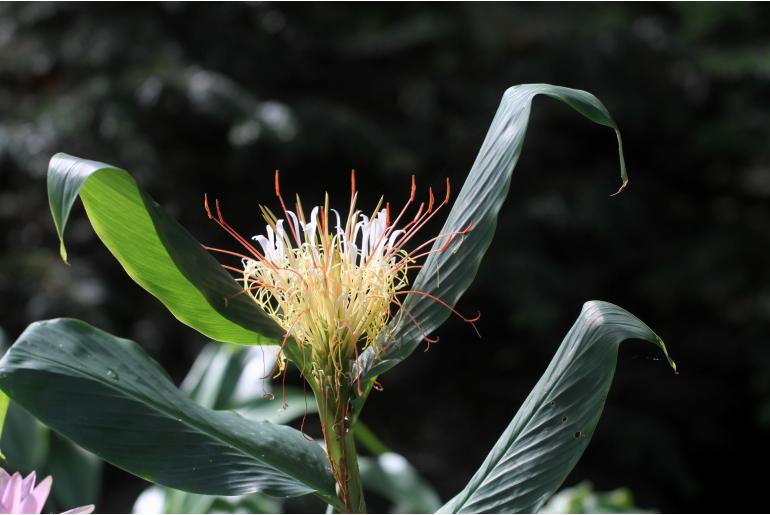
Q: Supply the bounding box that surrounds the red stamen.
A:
[396,223,473,260]
[205,196,266,261]
[274,170,302,246]
[391,297,439,345]
[204,193,213,219]
[203,245,253,261]
[396,290,481,324]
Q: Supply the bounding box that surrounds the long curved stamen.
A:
[205,173,477,392]
[391,296,440,345]
[395,290,481,324]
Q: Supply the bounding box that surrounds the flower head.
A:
[205,172,477,387]
[0,468,94,514]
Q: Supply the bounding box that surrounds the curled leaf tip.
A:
[610,178,629,197]
[59,242,70,266]
[656,337,677,373]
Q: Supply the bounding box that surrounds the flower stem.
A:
[317,389,366,513]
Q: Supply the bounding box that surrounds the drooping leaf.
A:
[360,85,627,380]
[438,301,675,514]
[0,319,339,508]
[47,153,283,345]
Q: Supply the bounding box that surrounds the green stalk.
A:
[317,392,366,513]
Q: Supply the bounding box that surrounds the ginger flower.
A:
[204,172,477,388]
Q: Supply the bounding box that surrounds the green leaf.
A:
[44,433,102,511]
[47,153,283,345]
[181,343,276,410]
[360,85,627,380]
[359,452,442,513]
[0,319,339,507]
[181,342,314,425]
[133,342,309,515]
[0,390,9,461]
[438,301,675,514]
[0,403,50,471]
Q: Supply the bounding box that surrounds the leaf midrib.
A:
[6,338,337,504]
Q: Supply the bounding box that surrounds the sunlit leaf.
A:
[47,153,283,345]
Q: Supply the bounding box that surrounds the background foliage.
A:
[1,3,769,512]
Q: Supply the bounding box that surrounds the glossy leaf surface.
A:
[438,301,675,514]
[0,319,338,505]
[47,153,283,345]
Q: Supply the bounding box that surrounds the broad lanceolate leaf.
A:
[0,319,339,507]
[438,301,676,514]
[47,153,283,345]
[135,342,313,515]
[360,85,627,380]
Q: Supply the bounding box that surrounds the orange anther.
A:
[274,170,281,197]
[203,194,213,219]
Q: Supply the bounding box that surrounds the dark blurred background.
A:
[1,2,769,513]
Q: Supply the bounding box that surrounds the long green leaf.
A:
[47,153,283,345]
[0,319,339,507]
[360,85,627,380]
[438,301,675,514]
